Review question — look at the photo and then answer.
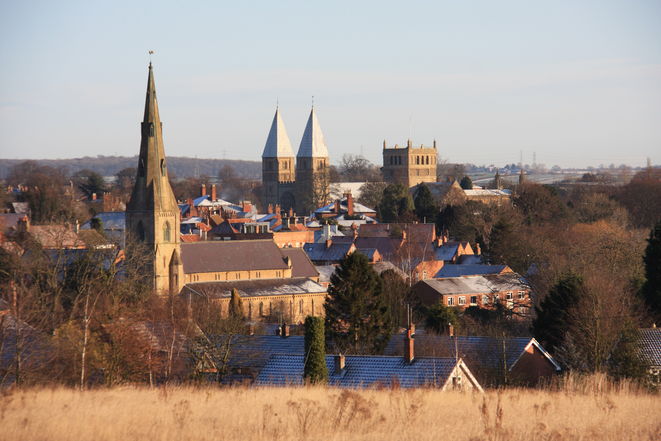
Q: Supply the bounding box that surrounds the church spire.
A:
[262,107,294,158]
[297,106,329,158]
[125,62,182,295]
[127,62,177,212]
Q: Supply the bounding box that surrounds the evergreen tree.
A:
[303,316,328,384]
[642,221,661,322]
[378,183,414,223]
[423,304,458,334]
[459,176,473,190]
[532,273,584,353]
[325,252,392,353]
[608,322,648,381]
[229,288,244,320]
[413,183,438,223]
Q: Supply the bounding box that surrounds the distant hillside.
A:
[0,156,261,180]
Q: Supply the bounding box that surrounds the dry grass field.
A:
[1,379,660,441]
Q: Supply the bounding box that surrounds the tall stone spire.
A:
[297,107,329,158]
[126,62,183,295]
[262,107,294,158]
[126,62,178,212]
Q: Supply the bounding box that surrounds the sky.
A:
[1,0,660,168]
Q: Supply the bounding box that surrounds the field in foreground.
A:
[1,385,660,441]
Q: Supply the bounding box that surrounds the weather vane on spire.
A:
[312,95,314,108]
[149,50,155,64]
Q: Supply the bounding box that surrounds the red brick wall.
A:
[511,343,558,385]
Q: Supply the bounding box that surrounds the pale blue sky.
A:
[1,0,660,167]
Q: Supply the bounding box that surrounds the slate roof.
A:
[280,248,319,279]
[0,213,23,233]
[181,240,289,274]
[210,335,305,370]
[372,261,408,279]
[639,328,661,367]
[314,198,376,216]
[420,273,528,295]
[457,254,484,265]
[435,264,509,278]
[303,242,354,263]
[384,334,559,373]
[81,211,126,232]
[434,243,460,261]
[255,354,468,388]
[353,237,402,258]
[182,278,326,299]
[262,108,295,158]
[315,265,337,284]
[359,223,435,241]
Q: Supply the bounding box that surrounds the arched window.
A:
[311,299,315,316]
[259,302,264,316]
[160,159,166,177]
[299,299,303,314]
[248,302,253,319]
[163,222,171,242]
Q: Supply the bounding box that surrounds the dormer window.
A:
[149,123,154,137]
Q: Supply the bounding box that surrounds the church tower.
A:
[295,107,330,214]
[262,107,296,211]
[125,62,183,295]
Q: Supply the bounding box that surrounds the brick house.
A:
[413,273,532,316]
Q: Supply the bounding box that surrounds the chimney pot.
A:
[405,330,415,363]
[211,184,217,201]
[201,184,207,197]
[334,353,346,374]
[325,239,332,249]
[282,323,290,338]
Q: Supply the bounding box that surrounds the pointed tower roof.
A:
[297,107,329,158]
[126,63,178,212]
[262,108,294,158]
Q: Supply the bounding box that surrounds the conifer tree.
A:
[228,288,244,320]
[378,183,414,223]
[325,252,392,353]
[303,316,328,384]
[642,220,661,322]
[413,183,438,223]
[532,273,584,353]
[459,175,473,190]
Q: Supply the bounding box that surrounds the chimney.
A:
[267,204,273,214]
[281,323,290,338]
[211,184,217,201]
[200,184,207,197]
[407,139,412,148]
[17,215,30,233]
[91,192,97,201]
[475,243,481,255]
[405,328,415,363]
[334,354,346,374]
[345,192,354,216]
[325,238,332,249]
[334,199,341,214]
[74,219,80,234]
[448,323,454,337]
[433,139,437,149]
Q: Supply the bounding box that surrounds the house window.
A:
[447,297,454,306]
[518,291,525,300]
[458,296,466,305]
[470,296,477,305]
[255,271,261,278]
[160,159,166,177]
[506,292,513,300]
[482,295,489,304]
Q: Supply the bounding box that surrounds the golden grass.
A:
[1,383,660,441]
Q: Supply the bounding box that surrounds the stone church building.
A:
[261,107,330,214]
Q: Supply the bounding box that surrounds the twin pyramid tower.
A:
[261,107,330,215]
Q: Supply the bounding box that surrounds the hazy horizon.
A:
[1,1,660,168]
